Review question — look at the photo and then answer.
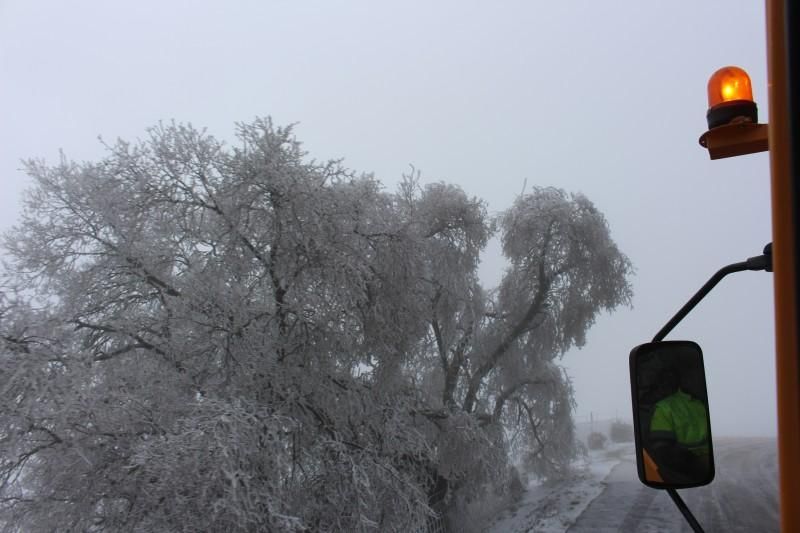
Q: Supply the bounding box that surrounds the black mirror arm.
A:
[649,243,771,533]
[652,243,772,343]
[667,488,706,532]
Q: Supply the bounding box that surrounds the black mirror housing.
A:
[629,340,715,489]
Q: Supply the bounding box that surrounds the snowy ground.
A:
[483,442,634,533]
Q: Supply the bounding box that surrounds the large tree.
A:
[0,119,631,532]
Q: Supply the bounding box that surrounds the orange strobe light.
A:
[706,66,758,129]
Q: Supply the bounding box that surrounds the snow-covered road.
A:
[569,437,778,533]
[484,437,777,533]
[484,443,634,533]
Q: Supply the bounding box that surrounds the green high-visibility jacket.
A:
[650,389,709,455]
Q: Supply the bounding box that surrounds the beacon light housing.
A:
[699,66,767,160]
[706,66,758,129]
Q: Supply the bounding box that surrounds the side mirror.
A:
[629,340,715,489]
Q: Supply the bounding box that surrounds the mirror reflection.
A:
[630,341,714,488]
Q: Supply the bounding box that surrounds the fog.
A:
[1,1,774,437]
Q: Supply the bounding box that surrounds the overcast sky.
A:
[1,1,774,436]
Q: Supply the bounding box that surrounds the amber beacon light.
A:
[706,66,758,129]
[699,66,768,159]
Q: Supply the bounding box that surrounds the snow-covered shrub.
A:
[587,431,608,450]
[610,420,634,443]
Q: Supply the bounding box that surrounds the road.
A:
[568,437,778,533]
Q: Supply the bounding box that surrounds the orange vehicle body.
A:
[766,0,800,531]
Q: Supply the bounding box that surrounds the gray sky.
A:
[1,1,774,436]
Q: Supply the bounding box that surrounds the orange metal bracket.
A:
[698,123,769,160]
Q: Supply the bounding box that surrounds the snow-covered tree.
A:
[0,119,631,531]
[400,182,632,494]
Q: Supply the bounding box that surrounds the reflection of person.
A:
[648,367,710,484]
